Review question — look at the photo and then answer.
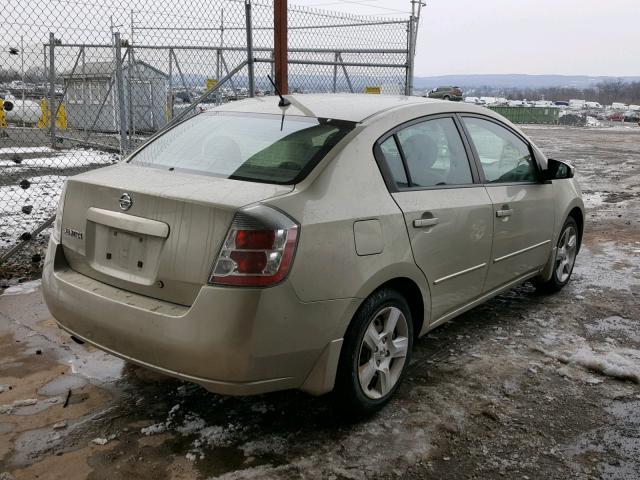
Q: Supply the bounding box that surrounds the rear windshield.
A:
[129,111,355,184]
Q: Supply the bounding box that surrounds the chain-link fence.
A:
[1,0,415,269]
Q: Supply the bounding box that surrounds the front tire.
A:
[443,95,451,101]
[535,217,579,293]
[334,288,413,417]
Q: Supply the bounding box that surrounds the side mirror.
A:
[545,158,574,180]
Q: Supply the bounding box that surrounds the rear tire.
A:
[334,288,413,417]
[535,217,579,293]
[443,95,451,101]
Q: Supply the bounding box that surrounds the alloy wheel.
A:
[555,225,578,283]
[357,306,409,399]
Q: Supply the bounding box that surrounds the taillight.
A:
[51,180,68,243]
[209,205,298,287]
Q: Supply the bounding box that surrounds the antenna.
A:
[267,74,291,107]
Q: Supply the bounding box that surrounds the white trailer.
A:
[569,99,586,110]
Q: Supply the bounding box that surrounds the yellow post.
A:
[206,78,218,90]
[37,98,49,129]
[0,99,7,128]
[56,103,67,130]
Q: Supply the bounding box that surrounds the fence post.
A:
[332,52,338,93]
[405,18,415,96]
[245,0,255,97]
[168,48,174,118]
[48,33,56,147]
[113,32,128,154]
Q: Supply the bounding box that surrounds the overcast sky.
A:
[294,0,640,77]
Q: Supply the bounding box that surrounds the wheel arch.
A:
[568,206,584,252]
[352,269,430,340]
[377,277,425,339]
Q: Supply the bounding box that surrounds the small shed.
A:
[61,61,169,133]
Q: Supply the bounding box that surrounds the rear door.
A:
[375,115,494,322]
[459,115,554,292]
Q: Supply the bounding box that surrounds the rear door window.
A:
[394,117,473,188]
[379,137,409,188]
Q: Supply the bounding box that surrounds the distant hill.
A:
[413,74,640,90]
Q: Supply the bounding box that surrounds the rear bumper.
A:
[42,239,358,396]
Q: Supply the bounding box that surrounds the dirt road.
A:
[1,126,639,479]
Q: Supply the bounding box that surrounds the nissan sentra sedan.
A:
[43,94,584,415]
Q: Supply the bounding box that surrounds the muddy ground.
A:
[0,125,638,480]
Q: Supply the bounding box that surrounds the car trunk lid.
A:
[60,164,293,306]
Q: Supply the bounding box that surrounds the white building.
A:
[61,61,169,133]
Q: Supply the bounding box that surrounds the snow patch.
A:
[2,280,41,296]
[0,146,55,154]
[567,346,640,383]
[587,316,640,343]
[582,192,606,209]
[240,436,287,457]
[176,413,207,435]
[0,147,118,249]
[141,423,166,436]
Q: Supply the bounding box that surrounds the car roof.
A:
[210,94,453,123]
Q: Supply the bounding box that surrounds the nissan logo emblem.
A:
[119,193,132,211]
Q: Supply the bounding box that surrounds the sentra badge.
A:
[63,228,83,240]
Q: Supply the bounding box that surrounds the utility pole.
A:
[273,0,288,95]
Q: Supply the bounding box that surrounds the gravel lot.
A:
[0,125,639,480]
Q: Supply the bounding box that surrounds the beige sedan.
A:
[43,94,583,415]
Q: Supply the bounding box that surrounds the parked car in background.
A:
[426,86,463,101]
[43,94,584,415]
[569,99,586,110]
[554,101,570,107]
[607,112,625,121]
[480,97,500,106]
[534,101,555,108]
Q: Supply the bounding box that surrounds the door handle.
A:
[496,208,513,218]
[413,217,439,228]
